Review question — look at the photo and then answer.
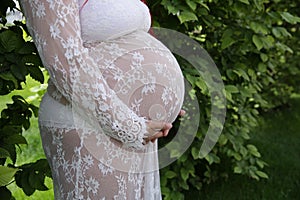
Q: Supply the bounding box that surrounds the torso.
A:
[78,0,185,123]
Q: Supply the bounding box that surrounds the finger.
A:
[151,125,172,142]
[148,121,172,130]
[151,138,157,143]
[162,124,172,137]
[163,123,172,131]
[147,131,164,142]
[179,109,186,117]
[146,120,163,131]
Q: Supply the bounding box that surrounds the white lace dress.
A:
[20,0,184,199]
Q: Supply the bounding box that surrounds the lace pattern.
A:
[20,0,149,149]
[39,124,161,199]
[20,0,184,199]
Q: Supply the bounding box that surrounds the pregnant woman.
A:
[20,0,184,199]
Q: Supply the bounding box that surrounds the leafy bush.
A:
[148,0,300,198]
[0,1,49,199]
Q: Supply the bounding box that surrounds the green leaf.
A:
[240,87,253,97]
[165,171,177,179]
[218,134,228,146]
[0,0,16,14]
[188,88,196,100]
[186,0,197,11]
[195,78,208,93]
[221,36,236,50]
[28,172,48,191]
[238,0,249,4]
[233,68,250,81]
[22,54,42,67]
[252,35,263,50]
[0,166,18,186]
[204,153,221,165]
[170,149,181,158]
[29,104,39,117]
[256,159,267,168]
[225,85,239,94]
[250,22,269,35]
[253,0,264,11]
[260,53,268,62]
[0,30,23,52]
[280,12,300,24]
[31,159,49,171]
[198,3,209,11]
[12,94,27,102]
[178,179,189,190]
[180,168,189,182]
[226,69,236,80]
[233,152,242,161]
[28,67,44,83]
[0,187,13,200]
[17,42,36,54]
[191,147,199,159]
[221,28,237,50]
[256,170,269,179]
[177,11,198,24]
[247,144,258,152]
[258,63,267,73]
[16,171,35,196]
[247,144,261,157]
[225,90,232,102]
[240,146,248,157]
[23,118,30,130]
[0,144,16,164]
[161,0,178,15]
[234,166,243,174]
[247,69,256,79]
[240,131,250,140]
[5,53,21,63]
[0,148,10,158]
[185,74,197,85]
[272,27,292,38]
[0,72,19,88]
[4,134,27,145]
[276,42,294,54]
[261,35,275,49]
[250,151,261,157]
[10,64,28,81]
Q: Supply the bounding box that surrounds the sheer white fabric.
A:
[20,0,184,199]
[79,0,151,41]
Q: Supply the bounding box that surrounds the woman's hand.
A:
[143,109,186,144]
[144,121,172,144]
[179,109,186,117]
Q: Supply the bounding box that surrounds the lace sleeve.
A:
[20,0,147,149]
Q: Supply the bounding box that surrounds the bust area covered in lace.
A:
[79,0,151,42]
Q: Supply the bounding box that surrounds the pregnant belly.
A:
[86,31,185,123]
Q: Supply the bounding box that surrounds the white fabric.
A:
[20,0,184,199]
[79,0,151,41]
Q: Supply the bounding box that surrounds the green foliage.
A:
[1,95,37,164]
[14,159,51,196]
[198,97,300,199]
[0,23,44,95]
[0,166,18,186]
[0,94,51,199]
[0,1,48,199]
[149,0,300,198]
